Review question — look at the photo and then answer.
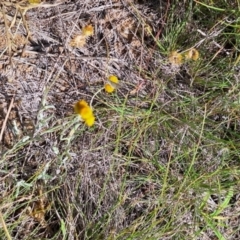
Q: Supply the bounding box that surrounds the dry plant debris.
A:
[28,0,41,4]
[27,187,51,227]
[184,48,200,61]
[168,50,183,65]
[168,48,200,66]
[69,24,94,48]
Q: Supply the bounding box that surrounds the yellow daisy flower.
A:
[82,25,94,37]
[108,75,119,84]
[104,83,115,93]
[74,100,95,127]
[85,116,95,127]
[104,75,120,93]
[74,100,88,114]
[79,107,93,120]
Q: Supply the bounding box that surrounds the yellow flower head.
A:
[104,75,120,93]
[82,25,94,37]
[74,100,88,114]
[79,107,93,120]
[85,116,95,127]
[74,100,95,127]
[185,48,199,61]
[104,83,115,93]
[108,75,119,84]
[168,51,183,65]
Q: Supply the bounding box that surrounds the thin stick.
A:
[0,96,15,143]
[0,211,12,240]
[90,88,103,108]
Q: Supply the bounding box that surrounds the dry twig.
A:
[0,96,15,143]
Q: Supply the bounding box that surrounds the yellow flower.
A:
[104,75,120,93]
[85,116,95,127]
[79,107,93,120]
[74,100,95,127]
[82,25,94,37]
[185,48,199,61]
[74,100,88,114]
[108,75,119,84]
[104,83,115,93]
[168,51,183,65]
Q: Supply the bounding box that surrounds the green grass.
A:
[1,0,240,239]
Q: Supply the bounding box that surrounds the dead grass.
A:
[1,0,240,239]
